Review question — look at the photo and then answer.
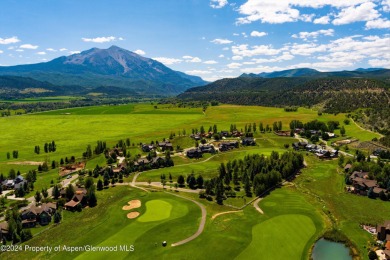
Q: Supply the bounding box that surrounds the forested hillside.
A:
[178,77,390,136]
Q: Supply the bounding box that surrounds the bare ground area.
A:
[6,161,42,165]
[122,199,141,211]
[127,212,140,219]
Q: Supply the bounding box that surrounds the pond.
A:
[312,238,352,260]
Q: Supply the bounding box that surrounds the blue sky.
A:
[0,0,389,81]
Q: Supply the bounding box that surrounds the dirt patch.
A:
[122,199,141,210]
[127,212,140,219]
[7,161,43,166]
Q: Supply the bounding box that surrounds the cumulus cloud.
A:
[210,0,228,9]
[183,55,202,63]
[236,0,380,25]
[313,15,330,24]
[382,0,390,12]
[15,49,24,52]
[292,29,334,40]
[59,48,68,52]
[227,62,242,69]
[232,55,243,60]
[134,49,146,55]
[250,31,267,37]
[332,2,380,25]
[46,48,57,52]
[0,36,20,44]
[81,36,119,43]
[232,44,281,57]
[37,51,46,55]
[211,38,233,44]
[204,60,218,64]
[20,44,38,49]
[69,51,81,55]
[365,18,390,29]
[219,54,225,58]
[153,57,182,65]
[0,50,3,54]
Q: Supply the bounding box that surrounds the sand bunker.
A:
[127,212,140,219]
[122,199,141,210]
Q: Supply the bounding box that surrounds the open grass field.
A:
[0,103,385,260]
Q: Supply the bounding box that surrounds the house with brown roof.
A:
[377,220,390,241]
[64,188,87,211]
[344,164,352,172]
[21,203,57,227]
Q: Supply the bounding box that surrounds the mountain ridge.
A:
[0,45,207,96]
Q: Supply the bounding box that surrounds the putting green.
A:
[138,200,172,222]
[236,214,316,260]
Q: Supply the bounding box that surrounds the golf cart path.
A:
[168,192,207,247]
[211,210,242,220]
[253,198,264,214]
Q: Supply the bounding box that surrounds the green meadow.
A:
[0,103,385,260]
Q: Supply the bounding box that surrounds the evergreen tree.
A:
[97,179,104,190]
[177,175,185,187]
[54,211,62,224]
[34,191,42,203]
[52,185,60,199]
[87,188,97,207]
[197,175,204,189]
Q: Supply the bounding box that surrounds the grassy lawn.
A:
[0,103,384,259]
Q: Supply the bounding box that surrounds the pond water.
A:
[312,238,352,260]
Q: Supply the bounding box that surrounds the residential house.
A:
[187,148,202,159]
[158,142,173,151]
[350,175,377,196]
[220,131,230,137]
[242,137,256,146]
[199,145,215,154]
[344,164,352,172]
[142,144,155,152]
[219,141,239,152]
[151,157,165,167]
[292,141,308,150]
[274,130,291,136]
[21,203,57,227]
[64,188,87,211]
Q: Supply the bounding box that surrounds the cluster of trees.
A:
[5,150,19,159]
[290,119,345,141]
[198,151,304,204]
[43,141,56,153]
[3,208,33,244]
[34,145,40,154]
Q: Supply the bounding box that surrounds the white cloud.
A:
[183,55,202,63]
[232,44,281,57]
[289,43,327,56]
[252,52,294,63]
[81,36,117,43]
[250,31,267,37]
[382,0,390,12]
[211,38,233,44]
[37,51,46,55]
[8,46,15,50]
[46,48,57,52]
[20,44,38,49]
[222,47,230,51]
[219,54,225,58]
[204,60,218,64]
[233,33,240,36]
[59,48,68,52]
[185,70,212,75]
[232,55,243,60]
[210,0,228,9]
[333,2,380,25]
[0,50,3,54]
[240,65,287,74]
[292,29,334,40]
[15,49,24,52]
[368,59,390,67]
[134,49,146,55]
[236,0,373,25]
[365,18,390,29]
[313,15,330,24]
[227,62,242,69]
[0,36,20,45]
[69,51,80,55]
[153,57,182,65]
